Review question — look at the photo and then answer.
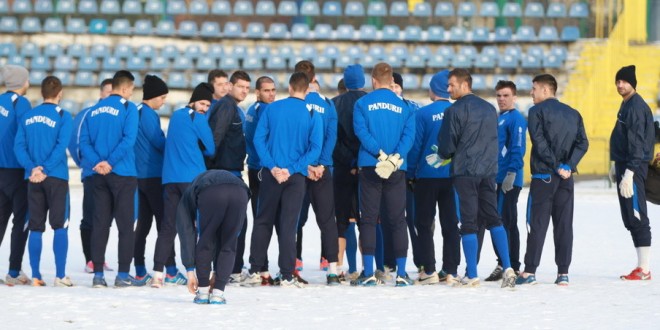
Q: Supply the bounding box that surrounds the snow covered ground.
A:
[1,179,659,329]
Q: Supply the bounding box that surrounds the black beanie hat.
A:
[393,72,403,89]
[615,65,637,89]
[189,82,214,104]
[142,75,169,100]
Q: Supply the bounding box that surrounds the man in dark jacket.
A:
[437,68,517,288]
[609,65,655,281]
[517,74,588,286]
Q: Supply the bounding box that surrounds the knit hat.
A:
[393,72,403,89]
[430,70,450,99]
[1,65,29,91]
[615,65,637,89]
[142,75,169,100]
[189,82,214,104]
[343,64,365,89]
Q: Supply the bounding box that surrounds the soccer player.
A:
[133,75,169,283]
[516,74,588,286]
[351,62,415,287]
[0,65,32,285]
[14,76,72,287]
[152,83,215,288]
[208,69,230,106]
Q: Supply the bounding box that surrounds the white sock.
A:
[210,288,223,296]
[198,286,209,294]
[154,271,164,280]
[328,262,338,276]
[260,271,270,277]
[637,246,651,272]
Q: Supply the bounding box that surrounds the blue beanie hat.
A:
[430,70,450,99]
[343,64,365,89]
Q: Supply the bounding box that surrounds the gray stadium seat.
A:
[44,43,64,57]
[21,42,40,57]
[155,20,176,36]
[0,17,18,33]
[345,1,365,16]
[110,19,131,35]
[434,2,454,17]
[56,0,75,14]
[21,17,41,33]
[336,24,355,40]
[74,72,95,87]
[67,44,87,58]
[494,26,512,42]
[190,0,208,15]
[122,0,142,15]
[113,44,133,58]
[268,23,288,39]
[291,23,310,39]
[278,1,297,16]
[256,0,276,15]
[457,2,476,17]
[211,0,230,15]
[12,0,32,14]
[178,20,198,37]
[547,3,566,18]
[426,26,445,42]
[389,1,408,17]
[78,0,98,14]
[167,1,187,15]
[300,1,320,15]
[502,2,522,17]
[367,1,386,16]
[145,0,164,15]
[78,56,99,71]
[133,19,153,35]
[54,56,75,71]
[412,2,431,17]
[234,0,253,15]
[538,26,559,42]
[200,21,220,38]
[479,2,498,17]
[223,22,242,38]
[100,0,120,14]
[246,22,265,38]
[35,0,53,14]
[524,2,544,17]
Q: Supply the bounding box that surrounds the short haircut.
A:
[207,69,228,84]
[289,72,309,93]
[371,62,393,84]
[294,60,315,82]
[41,76,62,99]
[337,78,347,93]
[230,70,251,84]
[255,76,275,90]
[100,78,113,90]
[495,80,517,95]
[532,74,558,94]
[112,70,135,89]
[448,68,472,89]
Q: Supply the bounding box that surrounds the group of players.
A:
[0,59,654,304]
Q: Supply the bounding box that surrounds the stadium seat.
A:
[471,27,489,42]
[145,0,164,15]
[56,0,75,14]
[458,46,478,61]
[173,57,193,71]
[256,0,275,15]
[451,54,471,68]
[336,24,355,40]
[449,26,467,42]
[126,57,146,71]
[479,2,498,17]
[542,54,562,68]
[0,0,7,13]
[231,45,248,60]
[223,22,242,38]
[412,2,431,17]
[481,45,499,58]
[390,45,409,61]
[436,45,454,58]
[527,45,544,59]
[219,57,238,70]
[547,3,567,18]
[7,55,25,66]
[502,2,522,17]
[133,19,153,35]
[324,45,341,59]
[426,26,445,42]
[421,74,433,89]
[406,55,425,69]
[315,56,332,70]
[503,45,522,60]
[291,23,310,39]
[265,56,286,70]
[386,55,402,69]
[59,99,78,113]
[160,45,180,59]
[521,54,541,69]
[35,0,54,14]
[89,44,109,58]
[471,75,486,90]
[200,21,220,38]
[211,0,231,15]
[12,0,31,14]
[277,45,294,60]
[100,0,120,14]
[67,44,86,58]
[74,71,95,87]
[78,0,98,14]
[122,0,142,15]
[524,2,545,17]
[197,57,217,71]
[367,1,386,16]
[538,26,559,42]
[435,2,454,17]
[44,18,64,33]
[44,44,64,57]
[78,56,99,71]
[389,1,408,17]
[345,1,365,16]
[313,24,332,40]
[21,17,41,33]
[254,45,271,59]
[207,44,224,60]
[0,42,16,57]
[246,22,265,38]
[155,20,176,36]
[404,26,422,42]
[54,56,74,71]
[413,45,431,60]
[190,0,209,15]
[102,57,121,71]
[190,73,207,86]
[569,2,589,18]
[346,46,362,60]
[381,25,401,41]
[300,1,320,15]
[234,0,254,15]
[335,55,353,68]
[268,23,288,39]
[549,45,567,60]
[322,1,342,16]
[110,19,131,35]
[150,57,170,71]
[365,45,384,60]
[88,19,107,34]
[278,1,298,16]
[178,20,198,37]
[457,2,476,17]
[561,26,580,41]
[402,74,419,90]
[31,56,51,71]
[242,56,262,70]
[494,26,512,42]
[358,24,377,41]
[113,44,133,58]
[20,42,39,57]
[136,45,156,60]
[515,25,536,42]
[168,72,189,89]
[29,70,47,86]
[0,17,18,33]
[166,0,187,15]
[300,45,318,59]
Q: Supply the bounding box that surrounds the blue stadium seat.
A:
[211,0,230,15]
[406,55,425,69]
[404,26,422,42]
[278,1,297,16]
[313,24,332,40]
[471,75,486,90]
[481,45,499,59]
[7,55,25,66]
[155,20,176,36]
[458,46,478,61]
[160,45,180,59]
[346,45,362,60]
[0,17,18,33]
[190,73,207,86]
[449,26,467,42]
[0,0,7,13]
[314,56,332,70]
[436,45,454,58]
[390,45,409,61]
[254,45,271,59]
[12,0,31,14]
[29,70,47,86]
[231,45,248,60]
[494,26,512,42]
[246,22,265,38]
[277,45,294,60]
[457,2,476,17]
[413,46,431,60]
[133,19,153,35]
[256,0,275,15]
[44,18,64,33]
[335,55,353,68]
[569,2,589,18]
[322,1,342,16]
[451,54,471,69]
[389,1,408,17]
[219,57,238,70]
[542,54,562,68]
[97,72,114,85]
[87,19,107,34]
[524,2,545,17]
[336,24,355,40]
[150,57,170,70]
[110,19,131,35]
[78,0,98,14]
[549,45,567,60]
[89,44,109,58]
[426,26,445,42]
[386,55,402,69]
[547,3,566,18]
[223,22,242,38]
[0,43,16,57]
[345,1,365,16]
[527,45,544,59]
[102,57,121,71]
[538,26,559,42]
[178,20,198,37]
[56,0,75,14]
[200,21,220,37]
[265,56,286,70]
[100,0,120,14]
[35,0,54,14]
[502,2,522,17]
[166,0,187,15]
[521,54,541,69]
[479,2,499,17]
[300,1,320,15]
[207,44,224,60]
[60,99,77,113]
[421,74,433,89]
[234,0,253,15]
[300,45,318,59]
[412,2,431,17]
[136,45,156,60]
[31,56,51,70]
[435,2,454,17]
[113,44,133,58]
[74,71,95,87]
[20,42,39,57]
[561,26,580,41]
[157,103,173,117]
[515,25,536,42]
[173,57,193,70]
[197,57,217,71]
[503,45,522,60]
[122,0,142,15]
[21,17,41,33]
[145,0,164,15]
[168,72,189,89]
[324,45,341,60]
[381,25,401,41]
[471,27,489,42]
[268,23,287,39]
[78,56,99,71]
[402,74,419,90]
[44,44,64,57]
[367,1,386,16]
[54,56,74,71]
[243,56,262,70]
[291,23,310,39]
[126,57,146,71]
[190,0,209,15]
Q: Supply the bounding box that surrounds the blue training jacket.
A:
[0,91,32,169]
[14,103,72,180]
[135,103,166,179]
[496,109,527,187]
[306,91,337,166]
[79,94,138,177]
[353,88,415,169]
[162,107,215,184]
[244,101,268,170]
[407,99,452,179]
[68,106,94,180]
[254,96,323,176]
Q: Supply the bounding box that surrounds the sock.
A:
[94,272,104,278]
[462,234,478,279]
[28,231,43,280]
[210,288,223,296]
[363,255,375,277]
[117,272,129,279]
[8,269,19,278]
[490,226,512,270]
[154,271,164,280]
[166,265,178,277]
[345,222,358,273]
[260,271,270,277]
[198,286,209,294]
[53,228,68,278]
[637,246,651,272]
[328,262,337,276]
[396,257,407,277]
[375,223,384,271]
[135,265,147,277]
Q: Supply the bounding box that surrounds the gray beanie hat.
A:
[1,65,29,91]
